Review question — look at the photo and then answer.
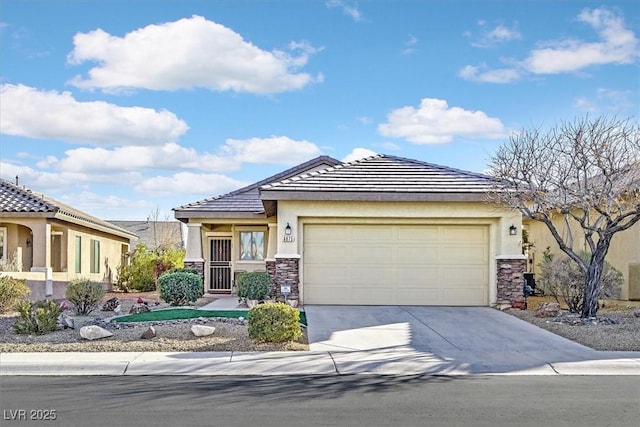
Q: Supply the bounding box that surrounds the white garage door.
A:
[303,224,489,306]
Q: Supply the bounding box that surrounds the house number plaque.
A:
[282,235,295,242]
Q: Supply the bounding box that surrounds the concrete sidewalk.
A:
[2,349,639,376]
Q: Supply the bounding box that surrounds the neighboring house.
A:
[525,218,640,301]
[0,179,137,300]
[174,155,524,307]
[108,220,185,251]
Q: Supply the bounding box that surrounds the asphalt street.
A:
[1,375,638,427]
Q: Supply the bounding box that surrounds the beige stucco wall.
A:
[273,200,522,304]
[0,217,130,297]
[525,217,640,300]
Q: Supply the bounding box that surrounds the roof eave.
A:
[174,210,268,220]
[259,190,491,202]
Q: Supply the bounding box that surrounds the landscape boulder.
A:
[634,308,640,318]
[102,297,119,311]
[57,313,75,329]
[80,325,113,340]
[129,304,151,314]
[191,325,216,337]
[141,326,156,339]
[534,302,561,318]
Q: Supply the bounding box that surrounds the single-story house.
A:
[107,220,185,251]
[174,154,525,307]
[0,179,137,300]
[525,218,639,301]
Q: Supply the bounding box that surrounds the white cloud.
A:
[326,1,363,22]
[469,23,521,48]
[136,172,249,197]
[458,64,521,83]
[342,148,377,162]
[220,136,322,165]
[67,15,321,94]
[51,143,239,174]
[460,7,638,84]
[403,35,418,55]
[0,84,188,146]
[378,98,506,144]
[573,88,636,114]
[525,8,638,74]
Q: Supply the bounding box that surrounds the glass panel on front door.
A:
[209,238,232,292]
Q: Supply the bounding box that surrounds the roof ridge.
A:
[176,155,342,209]
[0,179,134,236]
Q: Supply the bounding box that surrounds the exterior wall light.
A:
[509,225,518,236]
[26,238,32,247]
[284,223,292,236]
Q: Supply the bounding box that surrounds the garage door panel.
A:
[304,224,489,306]
[443,266,488,285]
[441,288,486,306]
[397,227,438,240]
[441,246,488,263]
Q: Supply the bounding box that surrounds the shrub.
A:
[158,272,204,306]
[538,249,622,313]
[248,302,302,343]
[13,300,62,335]
[117,244,186,292]
[236,272,271,302]
[66,278,105,315]
[0,276,30,313]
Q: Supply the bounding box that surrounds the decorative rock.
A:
[102,297,119,311]
[129,304,151,314]
[141,326,156,339]
[57,313,75,329]
[534,302,562,318]
[80,325,113,340]
[137,297,144,304]
[113,304,122,315]
[191,325,216,337]
[634,308,640,318]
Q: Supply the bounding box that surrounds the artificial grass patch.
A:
[113,308,307,325]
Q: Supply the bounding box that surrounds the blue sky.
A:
[1,0,638,220]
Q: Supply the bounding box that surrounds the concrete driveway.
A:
[304,306,639,375]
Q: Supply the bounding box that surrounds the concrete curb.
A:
[2,351,640,376]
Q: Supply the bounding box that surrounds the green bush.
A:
[117,244,186,292]
[0,276,30,313]
[66,278,105,315]
[248,302,302,343]
[236,272,271,301]
[13,300,62,335]
[158,272,204,306]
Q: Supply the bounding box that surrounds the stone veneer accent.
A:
[496,258,526,306]
[267,257,300,300]
[184,260,205,281]
[265,260,277,296]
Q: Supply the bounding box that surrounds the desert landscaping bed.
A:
[0,293,638,353]
[0,292,308,353]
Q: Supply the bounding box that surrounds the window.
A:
[75,236,82,273]
[239,231,265,261]
[0,227,6,262]
[90,239,100,274]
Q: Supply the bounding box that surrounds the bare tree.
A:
[488,116,640,318]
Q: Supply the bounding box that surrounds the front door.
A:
[209,238,232,293]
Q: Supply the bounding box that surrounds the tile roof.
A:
[0,179,136,238]
[174,155,341,216]
[108,220,184,248]
[260,154,498,198]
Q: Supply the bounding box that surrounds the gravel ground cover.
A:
[0,292,308,352]
[0,293,637,353]
[506,297,640,351]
